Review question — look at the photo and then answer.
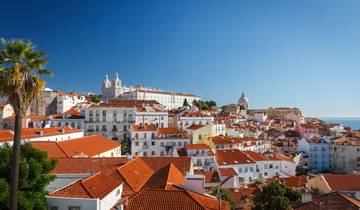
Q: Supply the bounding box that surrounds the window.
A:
[250,167,253,172]
[161,142,164,147]
[245,167,248,173]
[50,207,58,210]
[178,141,182,147]
[238,168,242,173]
[135,142,139,146]
[143,152,147,157]
[160,151,164,156]
[116,188,121,196]
[151,151,155,156]
[151,141,155,146]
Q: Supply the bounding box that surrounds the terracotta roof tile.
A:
[294,192,360,210]
[117,157,154,193]
[322,174,360,191]
[63,107,81,115]
[32,135,121,158]
[49,171,121,199]
[132,124,156,132]
[186,144,211,150]
[123,189,230,210]
[143,163,185,189]
[140,157,192,175]
[215,149,255,165]
[51,157,128,175]
[0,127,82,143]
[187,124,206,130]
[218,168,238,177]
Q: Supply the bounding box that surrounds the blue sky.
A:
[2,0,360,117]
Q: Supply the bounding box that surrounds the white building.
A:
[0,103,14,129]
[101,73,201,109]
[47,172,123,210]
[184,144,216,171]
[215,149,296,184]
[298,138,330,173]
[179,111,214,130]
[56,93,87,114]
[0,127,84,145]
[84,100,168,141]
[50,108,85,129]
[130,125,191,157]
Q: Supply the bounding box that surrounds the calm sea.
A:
[320,117,360,131]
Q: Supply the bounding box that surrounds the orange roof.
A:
[132,124,156,132]
[0,127,82,143]
[0,130,13,142]
[51,157,128,175]
[322,174,360,191]
[185,144,211,150]
[212,136,258,145]
[140,157,192,176]
[280,176,307,188]
[31,142,67,158]
[49,171,121,199]
[123,189,230,210]
[63,107,81,115]
[218,168,238,177]
[275,152,295,163]
[215,149,255,165]
[156,127,181,134]
[57,135,121,157]
[184,111,207,117]
[143,163,185,190]
[203,171,220,183]
[300,123,317,129]
[117,158,154,193]
[187,124,205,130]
[32,135,121,158]
[294,192,360,210]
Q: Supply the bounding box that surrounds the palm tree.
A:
[0,38,52,209]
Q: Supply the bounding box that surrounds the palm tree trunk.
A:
[10,114,22,210]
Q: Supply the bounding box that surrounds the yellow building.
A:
[187,123,226,147]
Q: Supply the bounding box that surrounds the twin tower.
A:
[101,73,122,101]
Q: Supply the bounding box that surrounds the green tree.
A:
[0,38,52,209]
[0,142,57,210]
[86,94,101,104]
[192,100,217,111]
[210,187,236,210]
[253,181,301,210]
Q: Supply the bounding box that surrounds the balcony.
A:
[87,129,94,132]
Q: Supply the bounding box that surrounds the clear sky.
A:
[2,0,360,117]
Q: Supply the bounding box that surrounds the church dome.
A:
[238,92,249,107]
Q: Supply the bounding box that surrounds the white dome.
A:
[238,92,249,106]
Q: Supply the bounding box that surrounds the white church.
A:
[101,73,201,109]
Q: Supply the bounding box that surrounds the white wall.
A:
[46,197,98,210]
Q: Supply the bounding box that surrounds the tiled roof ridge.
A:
[54,141,70,158]
[80,171,103,198]
[116,157,155,192]
[185,190,223,209]
[49,179,93,198]
[339,192,360,207]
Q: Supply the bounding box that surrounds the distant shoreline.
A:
[320,117,360,130]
